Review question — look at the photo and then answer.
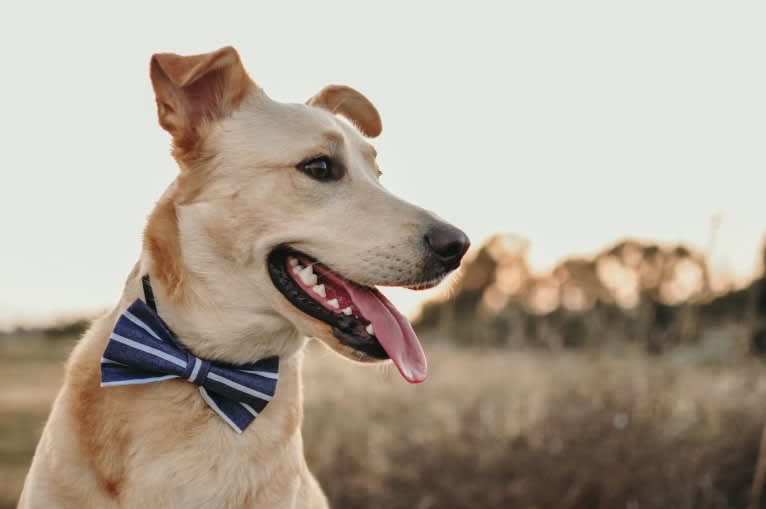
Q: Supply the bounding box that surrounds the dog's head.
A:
[146,47,469,383]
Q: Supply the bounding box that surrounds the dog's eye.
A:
[298,157,342,182]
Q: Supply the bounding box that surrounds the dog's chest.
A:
[118,421,306,508]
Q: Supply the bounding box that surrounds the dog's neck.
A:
[130,259,306,366]
[139,191,307,365]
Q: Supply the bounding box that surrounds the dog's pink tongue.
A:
[344,285,427,383]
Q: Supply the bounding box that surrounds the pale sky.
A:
[1,1,764,327]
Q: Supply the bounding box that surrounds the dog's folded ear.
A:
[150,46,255,152]
[307,85,382,138]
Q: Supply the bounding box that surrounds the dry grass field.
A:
[3,336,766,508]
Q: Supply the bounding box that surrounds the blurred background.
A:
[1,1,765,508]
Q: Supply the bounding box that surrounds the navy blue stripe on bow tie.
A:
[100,298,279,433]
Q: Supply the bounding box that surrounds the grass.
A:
[2,337,766,508]
[0,336,76,509]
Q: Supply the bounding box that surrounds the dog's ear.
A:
[307,85,382,138]
[150,46,255,148]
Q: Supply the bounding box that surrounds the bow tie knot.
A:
[183,355,212,386]
[100,297,279,433]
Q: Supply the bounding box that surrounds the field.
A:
[3,337,766,508]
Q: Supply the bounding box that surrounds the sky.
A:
[0,1,764,327]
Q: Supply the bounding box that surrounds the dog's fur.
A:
[19,47,462,508]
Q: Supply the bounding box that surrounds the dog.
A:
[18,46,469,508]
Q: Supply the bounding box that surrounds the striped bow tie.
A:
[100,278,279,433]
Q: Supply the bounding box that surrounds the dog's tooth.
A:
[327,298,339,309]
[292,264,305,275]
[341,306,352,315]
[312,284,326,298]
[288,257,299,268]
[298,265,318,286]
[366,324,375,335]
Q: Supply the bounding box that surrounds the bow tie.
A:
[100,277,279,433]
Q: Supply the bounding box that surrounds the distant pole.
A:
[705,212,722,263]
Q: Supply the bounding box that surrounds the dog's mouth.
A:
[267,248,427,383]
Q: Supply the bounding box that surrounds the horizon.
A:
[2,231,761,332]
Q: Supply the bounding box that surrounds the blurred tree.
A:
[413,233,756,355]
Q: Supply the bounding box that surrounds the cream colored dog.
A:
[19,46,469,508]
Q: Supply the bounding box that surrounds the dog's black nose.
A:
[425,223,470,270]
